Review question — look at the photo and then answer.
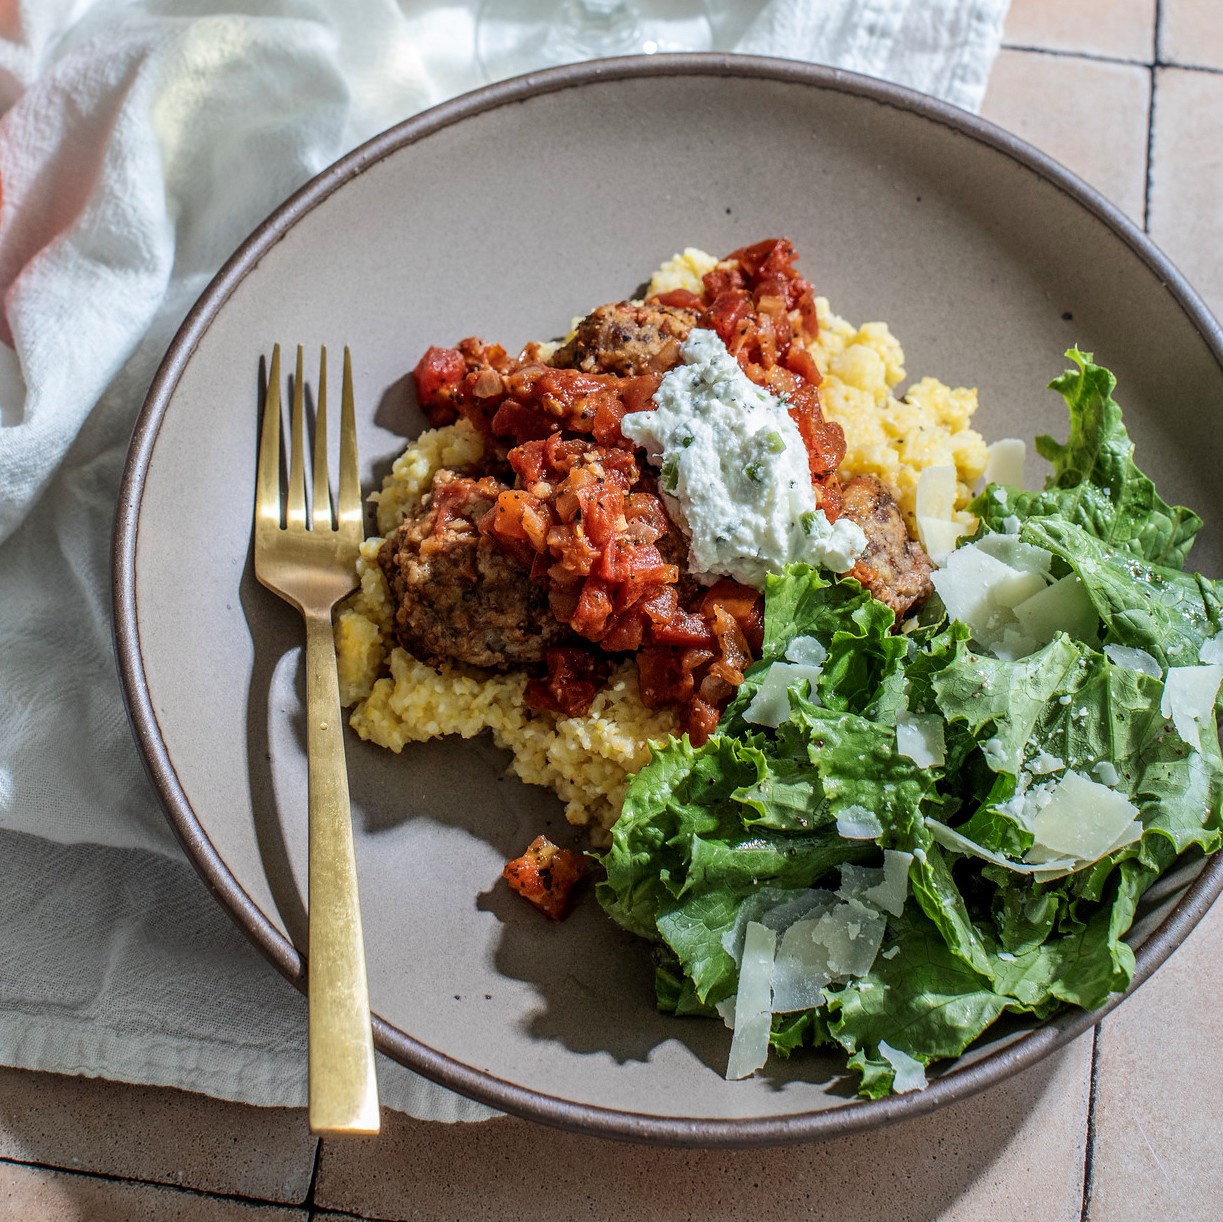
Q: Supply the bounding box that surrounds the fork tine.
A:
[337,346,362,538]
[257,345,283,529]
[286,345,308,529]
[312,347,333,531]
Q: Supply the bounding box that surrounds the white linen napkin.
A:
[0,0,1009,1117]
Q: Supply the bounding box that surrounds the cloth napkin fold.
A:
[0,0,1009,1118]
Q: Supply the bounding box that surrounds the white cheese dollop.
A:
[621,329,866,587]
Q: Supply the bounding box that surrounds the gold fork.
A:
[255,344,380,1135]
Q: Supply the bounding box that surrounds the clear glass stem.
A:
[559,0,641,57]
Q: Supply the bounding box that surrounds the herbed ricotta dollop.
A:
[620,329,866,588]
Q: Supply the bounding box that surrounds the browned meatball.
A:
[379,469,570,669]
[550,301,697,376]
[840,474,934,620]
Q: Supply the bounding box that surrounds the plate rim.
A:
[112,51,1223,1146]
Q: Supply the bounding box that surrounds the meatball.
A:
[839,474,934,619]
[550,301,697,376]
[379,469,570,669]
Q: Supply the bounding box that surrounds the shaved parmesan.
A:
[918,516,970,564]
[770,920,833,1013]
[982,438,1027,490]
[930,546,1026,632]
[840,851,913,917]
[1104,644,1163,678]
[726,921,776,1079]
[925,817,1078,875]
[972,534,1054,579]
[1160,665,1223,751]
[784,635,828,666]
[743,660,824,728]
[720,886,833,965]
[930,540,1049,657]
[929,534,1103,659]
[896,711,946,768]
[811,898,886,978]
[1012,574,1098,645]
[915,466,968,562]
[1200,631,1223,665]
[1026,770,1140,862]
[916,465,958,521]
[879,1041,929,1093]
[836,804,884,840]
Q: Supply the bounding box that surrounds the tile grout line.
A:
[0,1151,302,1213]
[304,1136,323,1210]
[1000,42,1152,69]
[1144,72,1157,235]
[1144,0,1164,234]
[1079,1026,1102,1222]
[1000,40,1223,78]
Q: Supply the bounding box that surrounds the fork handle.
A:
[304,609,380,1135]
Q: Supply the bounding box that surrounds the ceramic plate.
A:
[114,55,1223,1145]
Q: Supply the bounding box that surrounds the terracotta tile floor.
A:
[5,3,1223,1219]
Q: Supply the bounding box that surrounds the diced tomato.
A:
[571,577,615,637]
[701,579,764,655]
[524,647,609,718]
[706,290,752,351]
[648,288,704,310]
[683,695,722,747]
[650,608,715,648]
[503,835,587,920]
[412,346,467,425]
[491,398,560,443]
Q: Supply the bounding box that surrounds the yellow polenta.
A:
[335,251,987,840]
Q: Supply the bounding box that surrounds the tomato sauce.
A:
[411,239,844,744]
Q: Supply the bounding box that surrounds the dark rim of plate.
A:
[112,52,1223,1147]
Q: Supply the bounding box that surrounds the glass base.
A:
[476,0,713,82]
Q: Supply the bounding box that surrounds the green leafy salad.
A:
[597,350,1223,1098]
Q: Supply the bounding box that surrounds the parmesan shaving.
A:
[726,921,777,1080]
[1026,770,1140,862]
[1200,631,1223,665]
[982,438,1026,490]
[743,661,824,728]
[925,817,1078,875]
[915,465,968,563]
[1104,644,1163,678]
[1160,665,1223,751]
[879,1041,929,1093]
[835,804,885,840]
[1011,574,1098,646]
[784,635,829,667]
[770,920,833,1013]
[895,710,946,767]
